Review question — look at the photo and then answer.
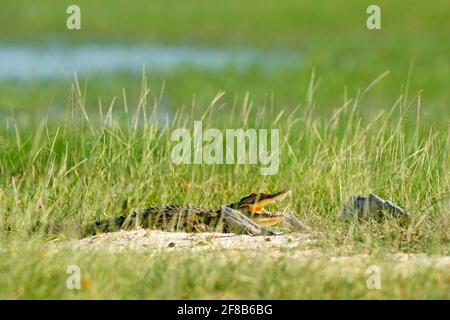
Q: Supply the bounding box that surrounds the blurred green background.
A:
[0,0,449,120]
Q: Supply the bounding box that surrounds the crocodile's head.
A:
[229,189,292,217]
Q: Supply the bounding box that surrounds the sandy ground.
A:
[56,229,450,270]
[71,229,317,254]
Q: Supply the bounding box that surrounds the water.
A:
[0,43,301,81]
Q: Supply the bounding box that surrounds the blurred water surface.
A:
[0,43,302,81]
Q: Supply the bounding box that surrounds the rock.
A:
[342,193,410,220]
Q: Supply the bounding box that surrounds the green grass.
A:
[1,244,449,299]
[0,0,449,299]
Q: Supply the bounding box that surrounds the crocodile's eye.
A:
[245,193,258,200]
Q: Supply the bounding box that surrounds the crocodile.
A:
[83,191,409,238]
[84,189,309,237]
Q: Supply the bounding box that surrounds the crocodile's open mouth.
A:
[238,189,292,214]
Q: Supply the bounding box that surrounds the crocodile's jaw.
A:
[230,190,291,218]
